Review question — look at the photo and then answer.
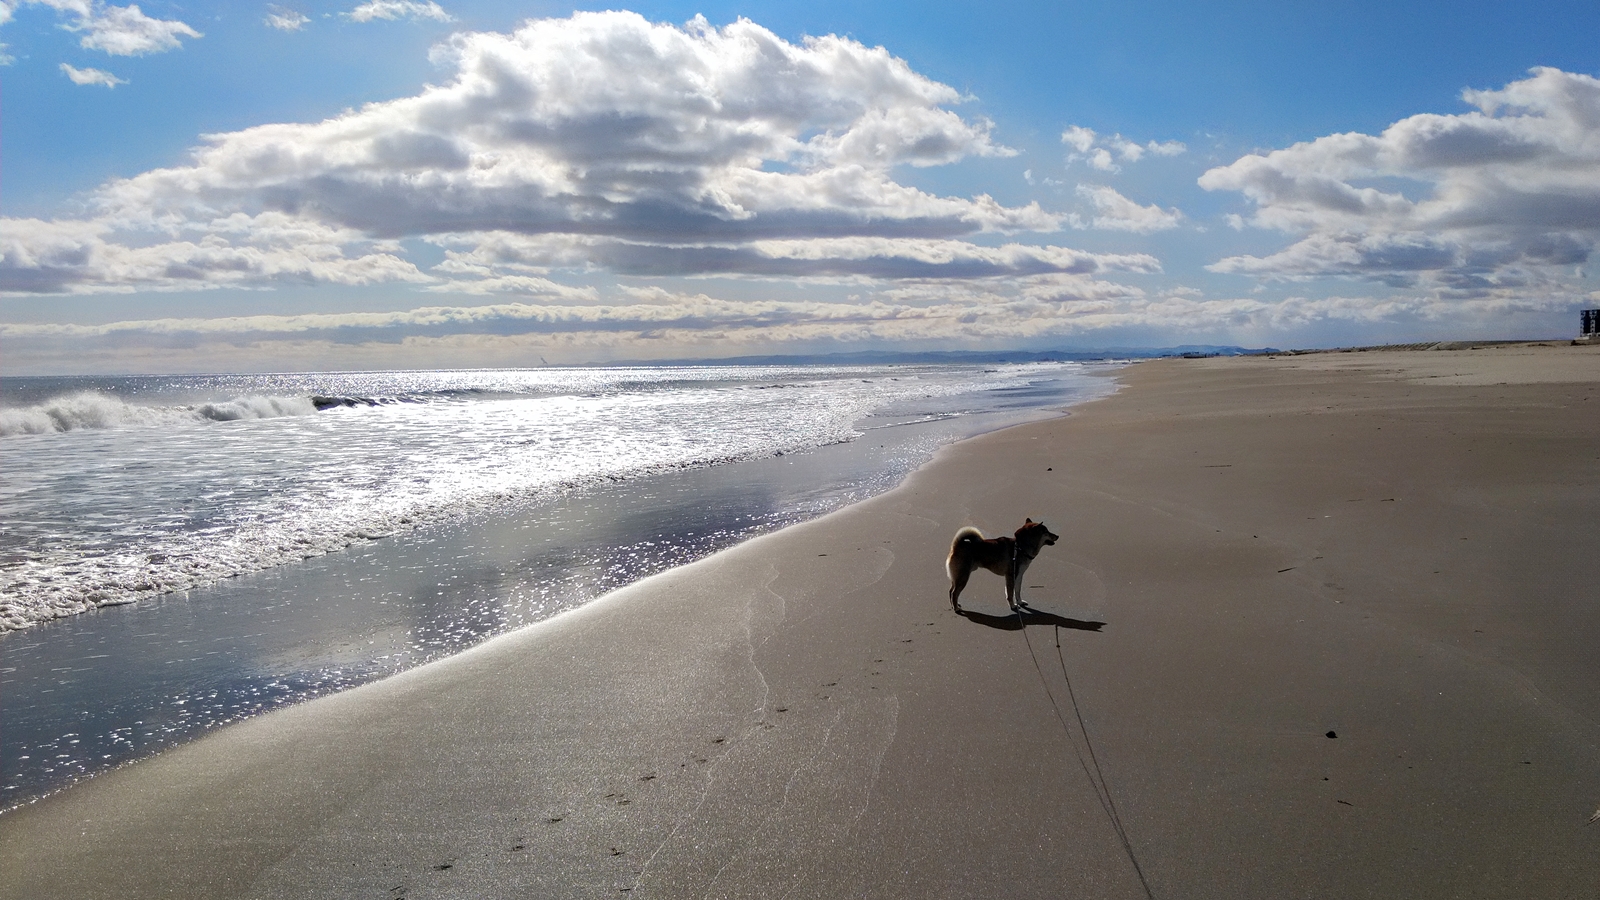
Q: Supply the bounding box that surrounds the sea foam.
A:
[0,391,315,436]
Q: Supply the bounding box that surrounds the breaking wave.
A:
[0,393,317,437]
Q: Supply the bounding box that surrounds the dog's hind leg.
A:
[948,565,972,612]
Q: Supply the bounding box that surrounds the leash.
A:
[1017,615,1156,900]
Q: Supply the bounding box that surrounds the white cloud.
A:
[5,12,1067,299]
[24,277,1564,372]
[0,3,17,65]
[264,8,309,32]
[1139,138,1187,158]
[427,232,1157,282]
[1200,66,1600,297]
[1061,125,1096,155]
[59,61,124,86]
[1071,185,1183,233]
[9,1,202,55]
[0,277,1179,359]
[76,1,199,54]
[0,214,430,294]
[346,1,450,23]
[1061,125,1186,173]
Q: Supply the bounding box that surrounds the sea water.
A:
[0,362,1118,808]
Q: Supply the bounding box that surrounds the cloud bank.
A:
[9,279,1559,374]
[6,11,1103,300]
[1201,67,1600,300]
[0,277,1206,372]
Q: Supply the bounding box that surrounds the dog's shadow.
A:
[956,607,1105,632]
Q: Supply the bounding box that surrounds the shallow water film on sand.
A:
[0,361,1115,806]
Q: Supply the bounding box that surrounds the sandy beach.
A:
[3,343,1598,899]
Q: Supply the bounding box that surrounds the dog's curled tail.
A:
[946,526,984,579]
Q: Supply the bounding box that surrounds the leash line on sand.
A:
[1052,627,1157,900]
[1019,619,1156,900]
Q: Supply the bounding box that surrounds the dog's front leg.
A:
[1008,558,1032,612]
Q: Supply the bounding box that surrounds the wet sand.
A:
[3,343,1598,899]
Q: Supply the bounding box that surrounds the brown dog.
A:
[946,519,1059,613]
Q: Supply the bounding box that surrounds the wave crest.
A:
[195,396,317,422]
[0,392,317,437]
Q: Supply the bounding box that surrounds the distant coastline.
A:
[540,338,1587,370]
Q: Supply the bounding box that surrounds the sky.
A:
[4,1,1600,374]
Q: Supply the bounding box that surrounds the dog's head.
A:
[1016,518,1059,552]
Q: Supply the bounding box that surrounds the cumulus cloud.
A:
[1071,185,1183,233]
[1200,66,1600,297]
[346,1,451,23]
[92,13,1030,238]
[1061,125,1096,155]
[4,11,1070,299]
[1062,125,1185,172]
[264,7,309,31]
[5,0,202,55]
[59,61,123,86]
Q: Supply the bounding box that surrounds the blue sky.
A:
[4,0,1600,373]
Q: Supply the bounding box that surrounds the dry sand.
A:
[3,343,1598,899]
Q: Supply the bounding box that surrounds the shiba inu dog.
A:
[946,519,1059,613]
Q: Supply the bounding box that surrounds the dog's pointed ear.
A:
[1025,517,1034,525]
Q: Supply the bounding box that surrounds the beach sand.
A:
[3,343,1598,899]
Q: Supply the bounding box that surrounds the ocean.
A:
[0,361,1118,809]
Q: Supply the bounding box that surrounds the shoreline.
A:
[3,344,1598,898]
[1,364,1117,809]
[0,362,1116,634]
